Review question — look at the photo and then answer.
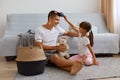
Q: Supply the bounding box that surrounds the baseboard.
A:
[70,54,114,57]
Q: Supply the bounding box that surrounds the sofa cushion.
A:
[92,25,98,34]
[5,13,109,36]
[67,37,78,54]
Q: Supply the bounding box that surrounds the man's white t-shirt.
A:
[77,33,90,56]
[35,25,65,46]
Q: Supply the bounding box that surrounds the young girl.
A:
[64,16,99,66]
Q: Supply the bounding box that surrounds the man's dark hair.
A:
[48,10,60,20]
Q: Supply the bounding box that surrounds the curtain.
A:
[101,0,114,33]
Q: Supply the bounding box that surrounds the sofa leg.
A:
[5,56,17,61]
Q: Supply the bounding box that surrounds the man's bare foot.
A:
[70,61,83,75]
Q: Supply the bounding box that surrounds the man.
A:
[35,10,83,75]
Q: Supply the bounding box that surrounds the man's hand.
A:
[35,42,41,47]
[56,45,67,52]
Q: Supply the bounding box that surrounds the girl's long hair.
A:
[88,31,94,47]
[79,21,94,47]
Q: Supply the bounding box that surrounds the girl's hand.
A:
[64,16,69,22]
[93,61,99,65]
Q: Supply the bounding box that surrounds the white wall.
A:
[0,0,101,37]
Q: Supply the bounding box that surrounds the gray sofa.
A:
[0,13,119,57]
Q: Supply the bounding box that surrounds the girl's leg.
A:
[69,54,87,63]
[69,52,93,66]
[69,54,82,61]
[84,52,93,66]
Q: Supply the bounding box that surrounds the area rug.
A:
[15,57,120,80]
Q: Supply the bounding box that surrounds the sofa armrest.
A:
[93,33,119,54]
[0,35,19,56]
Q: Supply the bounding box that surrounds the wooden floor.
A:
[0,57,17,80]
[0,54,120,80]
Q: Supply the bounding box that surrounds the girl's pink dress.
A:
[69,51,93,65]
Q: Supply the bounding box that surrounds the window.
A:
[114,0,120,34]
